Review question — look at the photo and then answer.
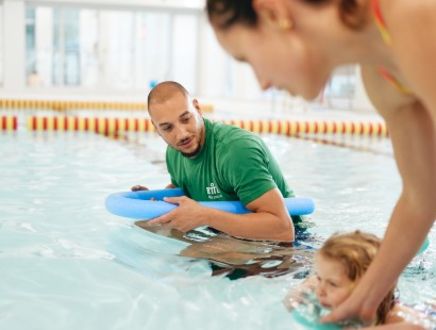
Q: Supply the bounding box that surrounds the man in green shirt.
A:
[133,81,302,242]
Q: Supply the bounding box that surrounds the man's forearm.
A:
[202,208,294,242]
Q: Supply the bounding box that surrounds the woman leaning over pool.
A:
[206,0,436,326]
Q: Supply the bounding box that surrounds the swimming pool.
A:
[0,121,434,329]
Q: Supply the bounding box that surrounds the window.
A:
[79,9,99,87]
[170,14,198,92]
[323,66,358,110]
[0,3,3,86]
[25,4,199,93]
[134,12,171,90]
[26,6,53,86]
[53,8,80,85]
[100,10,134,89]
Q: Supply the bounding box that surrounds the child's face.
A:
[314,254,355,308]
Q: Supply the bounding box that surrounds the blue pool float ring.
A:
[105,188,315,220]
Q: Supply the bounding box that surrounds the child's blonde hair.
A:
[318,231,396,324]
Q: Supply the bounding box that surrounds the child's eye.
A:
[162,126,172,132]
[327,281,338,288]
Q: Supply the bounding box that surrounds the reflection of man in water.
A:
[142,224,314,280]
[133,81,306,242]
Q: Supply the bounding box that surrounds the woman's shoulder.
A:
[360,65,417,119]
[386,0,436,36]
[387,0,436,20]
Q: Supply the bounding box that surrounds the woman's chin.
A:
[303,87,324,101]
[285,85,323,101]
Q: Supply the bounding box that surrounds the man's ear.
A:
[147,109,157,131]
[253,0,294,31]
[149,118,161,137]
[192,99,202,114]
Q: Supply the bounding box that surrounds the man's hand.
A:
[148,196,207,232]
[131,185,149,191]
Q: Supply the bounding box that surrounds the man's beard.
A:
[181,142,202,158]
[180,126,204,158]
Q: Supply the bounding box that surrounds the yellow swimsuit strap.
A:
[372,0,392,45]
[372,0,412,94]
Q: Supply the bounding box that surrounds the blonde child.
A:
[284,231,431,329]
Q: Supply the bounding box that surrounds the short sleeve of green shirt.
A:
[219,137,277,205]
[166,147,179,187]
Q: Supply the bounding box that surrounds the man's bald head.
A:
[147,81,190,114]
[145,81,204,158]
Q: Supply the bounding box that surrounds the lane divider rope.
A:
[0,115,18,131]
[0,99,214,113]
[26,116,388,137]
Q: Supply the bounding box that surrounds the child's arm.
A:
[283,275,317,310]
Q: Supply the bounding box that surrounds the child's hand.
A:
[283,275,318,310]
[283,286,314,311]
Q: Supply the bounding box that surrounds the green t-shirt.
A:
[166,119,294,206]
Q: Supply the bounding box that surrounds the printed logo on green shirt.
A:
[206,182,223,200]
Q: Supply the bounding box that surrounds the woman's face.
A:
[314,254,355,309]
[213,21,330,100]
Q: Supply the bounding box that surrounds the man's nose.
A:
[175,125,188,139]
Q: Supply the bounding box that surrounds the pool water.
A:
[0,128,434,329]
